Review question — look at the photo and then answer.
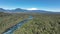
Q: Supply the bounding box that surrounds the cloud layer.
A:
[26,8,39,10]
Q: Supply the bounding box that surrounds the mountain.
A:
[0,8,6,12]
[0,8,60,14]
[0,8,27,13]
[27,10,50,13]
[10,8,27,12]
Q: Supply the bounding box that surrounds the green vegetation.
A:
[0,12,60,34]
[14,14,60,34]
[0,12,29,34]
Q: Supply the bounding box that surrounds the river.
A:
[3,16,33,34]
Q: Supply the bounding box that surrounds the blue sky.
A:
[0,0,60,12]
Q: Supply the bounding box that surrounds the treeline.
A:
[0,12,12,17]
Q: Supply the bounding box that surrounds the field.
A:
[0,12,60,34]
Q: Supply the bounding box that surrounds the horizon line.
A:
[0,8,60,12]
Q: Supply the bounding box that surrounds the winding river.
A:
[3,16,33,34]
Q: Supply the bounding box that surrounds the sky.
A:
[0,0,60,12]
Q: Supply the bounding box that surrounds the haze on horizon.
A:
[0,0,60,12]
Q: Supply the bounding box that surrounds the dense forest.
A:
[0,12,60,34]
[13,14,60,34]
[0,12,29,34]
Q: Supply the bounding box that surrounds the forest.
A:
[0,12,60,34]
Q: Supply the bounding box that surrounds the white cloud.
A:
[26,8,38,10]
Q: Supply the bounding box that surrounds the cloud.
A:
[26,8,38,10]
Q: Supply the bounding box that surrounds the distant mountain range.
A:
[0,8,60,14]
[0,8,27,13]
